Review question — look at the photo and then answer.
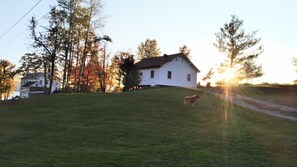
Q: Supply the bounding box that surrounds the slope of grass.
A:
[0,87,296,166]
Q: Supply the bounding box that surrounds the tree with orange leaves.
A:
[0,59,16,100]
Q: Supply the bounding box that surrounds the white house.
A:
[20,73,61,98]
[136,53,200,88]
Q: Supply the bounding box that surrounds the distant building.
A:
[20,73,61,98]
[135,53,200,88]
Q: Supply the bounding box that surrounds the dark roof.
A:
[21,73,61,81]
[22,81,37,88]
[135,53,200,72]
[21,73,44,80]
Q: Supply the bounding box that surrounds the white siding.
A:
[139,68,160,86]
[33,76,60,92]
[139,56,198,88]
[20,87,29,98]
[159,56,197,88]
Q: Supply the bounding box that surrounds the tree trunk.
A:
[49,58,55,95]
[43,62,47,95]
[49,27,58,95]
[64,11,74,92]
[66,48,73,91]
[101,46,106,93]
[62,42,68,92]
[73,32,80,93]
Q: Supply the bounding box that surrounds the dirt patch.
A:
[199,88,297,122]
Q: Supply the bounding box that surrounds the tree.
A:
[92,35,112,93]
[56,0,88,92]
[28,0,105,94]
[0,60,16,100]
[71,61,98,92]
[202,68,214,87]
[137,38,161,59]
[214,15,263,85]
[241,60,263,83]
[119,55,141,92]
[108,52,124,92]
[56,0,73,92]
[29,6,63,95]
[179,44,191,57]
[18,53,43,75]
[73,0,104,93]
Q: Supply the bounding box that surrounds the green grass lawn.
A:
[0,88,297,166]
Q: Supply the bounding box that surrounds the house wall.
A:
[35,76,61,92]
[139,56,197,88]
[20,87,29,98]
[139,68,160,86]
[159,56,197,88]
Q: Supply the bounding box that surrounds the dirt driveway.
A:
[199,89,297,122]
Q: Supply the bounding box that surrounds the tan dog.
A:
[184,94,200,106]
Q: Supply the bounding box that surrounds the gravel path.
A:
[199,89,297,122]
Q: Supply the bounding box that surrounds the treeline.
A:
[17,0,142,94]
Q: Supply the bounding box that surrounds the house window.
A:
[139,72,143,77]
[150,70,154,78]
[40,80,42,85]
[187,74,191,81]
[167,71,172,79]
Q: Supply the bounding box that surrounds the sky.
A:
[0,0,296,84]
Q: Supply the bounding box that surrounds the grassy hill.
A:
[0,88,297,166]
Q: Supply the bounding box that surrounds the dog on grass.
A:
[184,94,200,106]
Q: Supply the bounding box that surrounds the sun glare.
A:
[224,69,233,81]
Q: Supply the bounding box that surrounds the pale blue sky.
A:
[0,0,296,83]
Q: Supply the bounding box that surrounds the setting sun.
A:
[223,68,234,81]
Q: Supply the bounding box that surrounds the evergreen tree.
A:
[18,53,43,75]
[119,55,141,92]
[214,15,263,84]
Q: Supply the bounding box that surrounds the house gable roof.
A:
[135,53,200,72]
[22,81,38,88]
[21,73,61,81]
[21,73,44,80]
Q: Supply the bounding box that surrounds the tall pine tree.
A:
[214,15,263,84]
